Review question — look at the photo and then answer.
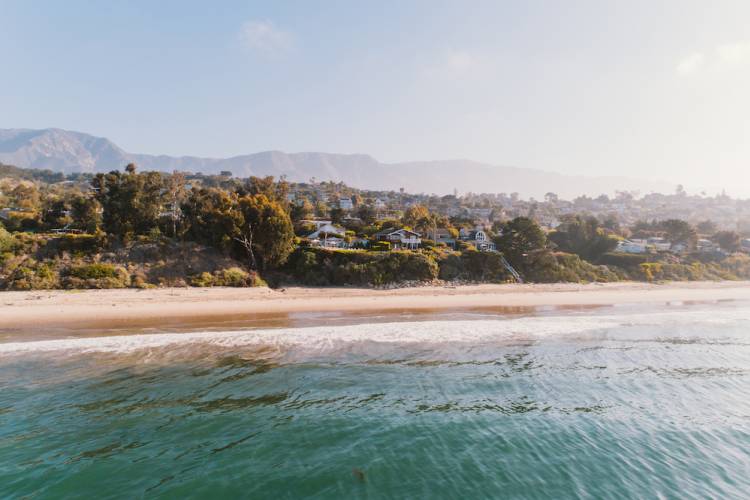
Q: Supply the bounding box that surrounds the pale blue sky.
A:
[2,1,750,192]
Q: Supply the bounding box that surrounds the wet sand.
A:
[2,281,750,333]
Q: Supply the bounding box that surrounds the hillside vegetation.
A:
[3,164,750,290]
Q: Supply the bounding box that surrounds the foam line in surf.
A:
[1,306,747,355]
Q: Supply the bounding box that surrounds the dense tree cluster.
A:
[494,217,548,273]
[94,167,295,271]
[549,215,618,262]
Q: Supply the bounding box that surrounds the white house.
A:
[697,239,718,253]
[307,223,346,240]
[616,239,648,254]
[647,237,671,251]
[374,228,421,249]
[301,220,332,230]
[339,198,354,210]
[316,237,346,249]
[670,242,688,254]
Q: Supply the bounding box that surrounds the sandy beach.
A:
[2,281,750,331]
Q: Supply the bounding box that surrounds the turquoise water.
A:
[1,302,750,498]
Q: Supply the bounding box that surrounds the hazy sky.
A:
[3,0,750,193]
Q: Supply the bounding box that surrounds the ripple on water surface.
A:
[1,302,750,498]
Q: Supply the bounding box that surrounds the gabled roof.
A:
[374,227,421,238]
[308,223,346,239]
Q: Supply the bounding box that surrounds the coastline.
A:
[2,281,750,331]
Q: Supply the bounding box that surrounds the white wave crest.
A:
[1,305,747,356]
[0,316,619,355]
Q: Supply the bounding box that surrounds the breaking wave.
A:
[2,305,748,357]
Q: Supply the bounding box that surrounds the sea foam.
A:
[1,306,746,355]
[0,316,617,355]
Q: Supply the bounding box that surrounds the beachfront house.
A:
[432,227,457,248]
[307,222,347,248]
[697,239,719,253]
[670,242,689,254]
[307,222,345,239]
[459,226,496,252]
[616,239,648,254]
[374,228,422,250]
[647,237,671,251]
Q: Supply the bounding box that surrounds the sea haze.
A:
[0,128,675,198]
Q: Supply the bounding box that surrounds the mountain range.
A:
[0,128,675,199]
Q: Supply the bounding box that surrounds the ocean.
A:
[1,301,749,498]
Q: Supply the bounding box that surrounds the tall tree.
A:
[236,194,294,270]
[495,217,547,273]
[181,187,242,251]
[70,195,101,233]
[548,215,617,262]
[242,176,290,206]
[165,171,187,237]
[10,183,41,210]
[92,166,164,239]
[41,198,71,229]
[696,220,718,236]
[290,199,314,223]
[402,204,430,228]
[661,219,697,249]
[356,204,377,225]
[713,230,741,252]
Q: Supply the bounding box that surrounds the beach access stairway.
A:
[500,255,523,283]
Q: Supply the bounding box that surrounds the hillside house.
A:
[459,226,496,252]
[616,239,648,254]
[697,239,719,253]
[307,223,346,240]
[432,228,457,248]
[374,228,421,250]
[647,237,671,251]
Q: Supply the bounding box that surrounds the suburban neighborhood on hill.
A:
[2,161,750,290]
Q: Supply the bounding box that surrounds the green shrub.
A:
[190,271,215,287]
[216,267,249,287]
[370,241,391,252]
[437,251,511,282]
[0,225,15,253]
[44,233,107,257]
[69,263,119,280]
[63,263,130,289]
[4,261,60,290]
[599,252,650,269]
[524,252,621,283]
[716,254,750,279]
[189,267,266,287]
[284,248,438,286]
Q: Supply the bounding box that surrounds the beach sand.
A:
[2,281,750,332]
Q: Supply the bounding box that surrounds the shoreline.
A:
[2,281,750,332]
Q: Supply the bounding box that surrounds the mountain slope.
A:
[0,128,674,198]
